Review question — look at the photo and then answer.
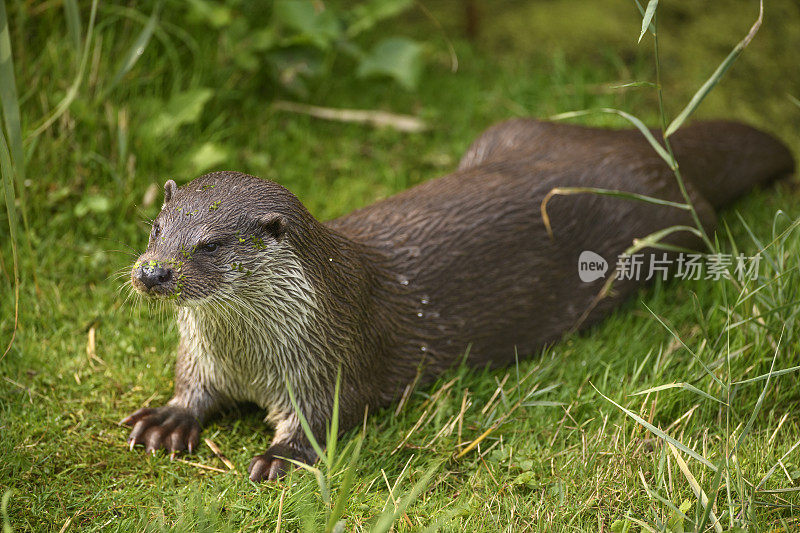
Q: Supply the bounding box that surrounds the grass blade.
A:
[642,302,724,387]
[665,0,762,137]
[327,368,342,468]
[327,437,363,533]
[600,107,674,167]
[630,382,726,405]
[540,186,689,239]
[732,364,800,386]
[371,461,440,533]
[285,379,328,468]
[107,3,160,92]
[735,327,781,453]
[63,0,82,53]
[549,107,675,167]
[623,225,702,256]
[638,0,658,43]
[0,125,19,360]
[667,443,723,533]
[29,0,99,138]
[593,383,716,470]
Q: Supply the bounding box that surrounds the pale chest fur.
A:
[175,260,335,423]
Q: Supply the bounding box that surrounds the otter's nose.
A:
[138,264,173,289]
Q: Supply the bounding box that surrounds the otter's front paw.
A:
[248,444,313,482]
[121,406,200,454]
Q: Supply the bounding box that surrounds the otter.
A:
[122,119,794,481]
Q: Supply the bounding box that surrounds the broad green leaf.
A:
[74,195,112,217]
[190,142,228,174]
[144,88,213,139]
[357,37,423,90]
[274,0,342,49]
[186,0,232,28]
[348,0,413,38]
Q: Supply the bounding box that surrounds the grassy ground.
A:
[2,0,800,530]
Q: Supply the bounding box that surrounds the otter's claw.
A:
[248,444,298,482]
[122,406,200,454]
[248,443,317,482]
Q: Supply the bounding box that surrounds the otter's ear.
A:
[163,180,177,205]
[258,212,287,241]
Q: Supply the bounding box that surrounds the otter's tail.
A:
[670,121,795,209]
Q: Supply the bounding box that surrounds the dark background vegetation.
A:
[1,0,800,530]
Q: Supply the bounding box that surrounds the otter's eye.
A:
[197,242,219,253]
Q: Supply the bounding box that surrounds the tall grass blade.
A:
[735,327,781,453]
[326,437,363,533]
[371,461,440,533]
[1,490,12,533]
[540,186,689,239]
[667,443,723,533]
[697,459,725,533]
[327,368,341,468]
[593,384,716,470]
[732,364,800,385]
[0,0,23,171]
[642,302,724,387]
[638,0,658,43]
[622,225,702,256]
[665,0,762,137]
[63,0,82,53]
[0,0,37,282]
[285,379,328,467]
[29,0,99,138]
[107,4,160,93]
[630,382,725,405]
[0,126,19,360]
[549,107,675,167]
[600,107,675,167]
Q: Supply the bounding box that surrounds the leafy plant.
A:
[184,0,425,97]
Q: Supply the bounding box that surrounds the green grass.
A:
[2,0,800,530]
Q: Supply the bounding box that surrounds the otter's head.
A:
[131,172,307,307]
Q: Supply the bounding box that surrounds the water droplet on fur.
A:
[420,345,428,352]
[416,312,423,318]
[398,275,409,286]
[421,296,429,305]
